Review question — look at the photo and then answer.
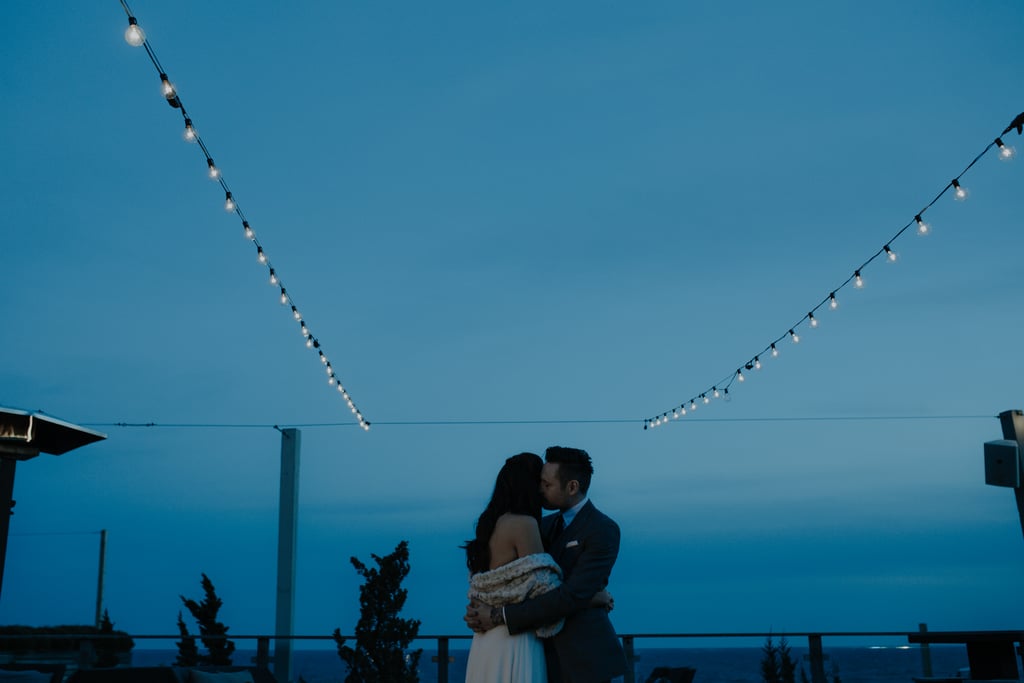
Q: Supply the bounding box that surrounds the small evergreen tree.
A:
[175,611,200,666]
[179,573,235,666]
[761,635,797,683]
[761,635,781,683]
[333,540,422,683]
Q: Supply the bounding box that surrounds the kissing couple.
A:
[463,446,628,683]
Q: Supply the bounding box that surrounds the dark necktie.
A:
[549,513,565,542]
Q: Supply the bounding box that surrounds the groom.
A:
[466,446,628,683]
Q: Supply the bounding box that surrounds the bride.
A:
[463,452,608,682]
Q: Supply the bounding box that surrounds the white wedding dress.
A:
[464,553,563,683]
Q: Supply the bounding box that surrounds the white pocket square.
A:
[565,540,579,548]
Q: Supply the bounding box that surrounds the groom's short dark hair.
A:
[545,446,594,494]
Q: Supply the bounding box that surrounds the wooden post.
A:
[997,410,1024,542]
[275,429,301,683]
[95,529,107,627]
[807,634,827,683]
[918,623,933,677]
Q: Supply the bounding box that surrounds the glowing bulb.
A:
[808,312,818,328]
[915,214,929,236]
[702,394,710,405]
[789,329,800,344]
[754,356,761,370]
[362,422,370,431]
[183,119,197,143]
[337,384,345,393]
[679,406,686,415]
[292,306,301,321]
[996,137,1016,161]
[328,376,336,386]
[243,221,254,240]
[224,191,235,212]
[301,322,309,337]
[673,410,679,419]
[207,158,220,179]
[319,351,327,364]
[771,343,779,358]
[737,369,745,382]
[327,366,335,377]
[269,269,278,286]
[854,270,864,288]
[951,179,968,201]
[690,400,698,411]
[280,288,288,305]
[159,73,176,100]
[125,17,146,46]
[829,292,838,310]
[712,387,720,399]
[306,337,313,348]
[257,246,267,264]
[884,244,897,262]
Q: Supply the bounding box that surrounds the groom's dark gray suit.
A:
[503,500,628,683]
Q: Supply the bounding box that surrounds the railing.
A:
[2,626,1013,683]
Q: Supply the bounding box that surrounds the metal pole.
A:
[275,429,300,683]
[0,458,17,601]
[997,410,1024,542]
[95,529,107,627]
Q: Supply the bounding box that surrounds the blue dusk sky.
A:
[2,1,1023,646]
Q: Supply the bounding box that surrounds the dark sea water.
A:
[132,645,972,683]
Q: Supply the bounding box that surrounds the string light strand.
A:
[645,112,1022,431]
[117,2,370,431]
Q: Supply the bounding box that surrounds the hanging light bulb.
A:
[712,387,720,399]
[337,383,346,393]
[789,329,800,343]
[854,270,864,288]
[884,244,897,262]
[679,406,686,416]
[702,394,710,404]
[291,305,301,321]
[224,191,235,212]
[306,337,314,349]
[243,221,254,240]
[279,287,288,305]
[690,400,698,411]
[182,118,197,143]
[327,365,335,377]
[301,322,309,337]
[319,351,327,364]
[361,421,370,431]
[672,410,679,419]
[808,312,818,328]
[159,75,180,106]
[207,158,220,179]
[829,292,838,310]
[995,137,1016,161]
[256,246,267,264]
[328,376,336,386]
[737,369,745,382]
[754,356,761,370]
[770,343,779,358]
[951,179,968,201]
[269,269,278,285]
[914,214,930,236]
[125,16,146,46]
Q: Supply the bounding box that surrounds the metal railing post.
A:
[622,635,636,683]
[256,637,271,670]
[918,623,932,677]
[435,637,450,683]
[808,634,827,683]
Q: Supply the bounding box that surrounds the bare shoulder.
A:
[495,513,540,532]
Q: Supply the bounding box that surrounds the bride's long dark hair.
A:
[463,452,544,574]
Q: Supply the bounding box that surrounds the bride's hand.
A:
[591,589,614,611]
